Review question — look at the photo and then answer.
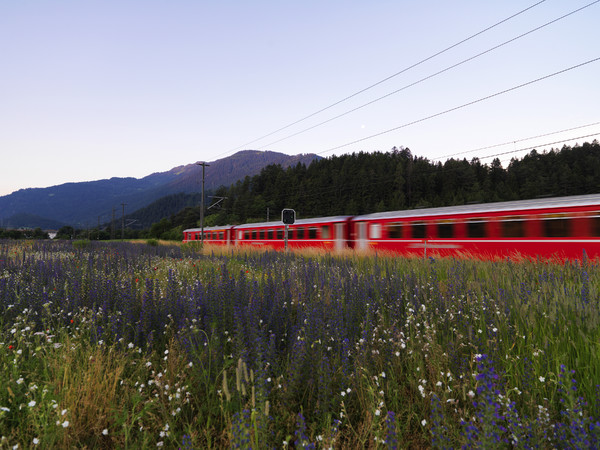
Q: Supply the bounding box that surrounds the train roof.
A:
[233,215,352,230]
[354,193,600,221]
[184,216,351,233]
[183,225,234,233]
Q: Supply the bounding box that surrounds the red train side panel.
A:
[233,216,352,251]
[353,194,600,260]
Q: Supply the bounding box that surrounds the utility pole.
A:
[196,162,210,245]
[121,203,127,239]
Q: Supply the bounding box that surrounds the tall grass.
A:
[0,240,598,448]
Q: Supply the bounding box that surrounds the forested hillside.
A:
[122,193,203,229]
[201,141,600,226]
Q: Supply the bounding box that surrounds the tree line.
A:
[203,140,600,226]
[0,228,48,240]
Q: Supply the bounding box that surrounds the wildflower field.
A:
[1,240,599,449]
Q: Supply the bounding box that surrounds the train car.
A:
[234,216,353,251]
[182,225,235,245]
[352,194,600,260]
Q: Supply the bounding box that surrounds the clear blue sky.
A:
[1,0,599,196]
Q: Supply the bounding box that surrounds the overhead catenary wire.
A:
[434,121,600,160]
[315,57,600,156]
[217,0,549,158]
[258,0,600,151]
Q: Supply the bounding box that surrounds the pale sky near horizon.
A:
[1,0,599,196]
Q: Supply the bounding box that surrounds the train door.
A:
[357,221,368,250]
[335,223,345,251]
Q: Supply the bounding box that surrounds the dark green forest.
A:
[201,140,600,226]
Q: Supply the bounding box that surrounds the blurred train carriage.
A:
[352,194,600,259]
[184,194,600,260]
[184,216,353,251]
[183,226,234,245]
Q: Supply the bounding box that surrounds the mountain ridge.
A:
[0,150,320,228]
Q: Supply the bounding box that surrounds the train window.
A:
[592,215,600,236]
[411,222,426,239]
[370,223,382,239]
[308,227,317,239]
[321,225,330,239]
[277,229,284,239]
[219,232,224,239]
[542,217,571,237]
[251,230,257,240]
[259,229,265,240]
[388,223,403,239]
[437,222,454,238]
[267,229,274,239]
[288,228,294,239]
[467,220,486,238]
[501,219,525,237]
[297,227,305,239]
[243,231,249,240]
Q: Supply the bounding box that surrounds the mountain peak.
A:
[0,150,321,228]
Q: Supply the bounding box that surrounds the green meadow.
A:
[0,240,598,448]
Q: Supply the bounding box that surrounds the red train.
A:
[183,194,600,260]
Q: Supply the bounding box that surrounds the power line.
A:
[472,133,600,163]
[217,0,549,158]
[434,121,600,160]
[316,57,600,155]
[258,0,600,151]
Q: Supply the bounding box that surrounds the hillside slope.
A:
[0,151,320,228]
